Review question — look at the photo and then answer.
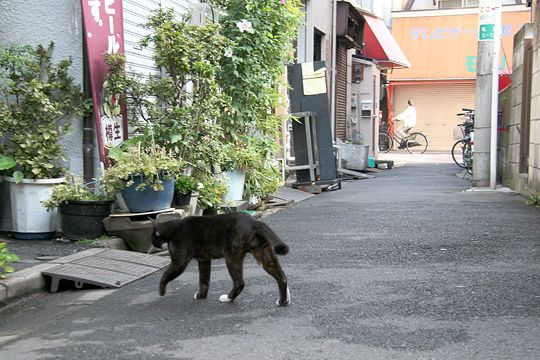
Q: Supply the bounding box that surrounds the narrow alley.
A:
[1,158,539,360]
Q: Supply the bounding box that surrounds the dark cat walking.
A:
[151,212,290,306]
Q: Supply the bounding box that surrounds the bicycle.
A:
[378,120,428,154]
[451,108,474,174]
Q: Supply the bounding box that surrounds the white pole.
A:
[490,1,502,190]
[330,0,337,141]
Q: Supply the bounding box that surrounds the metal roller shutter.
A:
[335,44,348,141]
[392,82,476,151]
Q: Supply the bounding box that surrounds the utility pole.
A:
[473,0,502,189]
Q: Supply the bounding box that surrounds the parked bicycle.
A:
[451,108,474,174]
[378,119,428,154]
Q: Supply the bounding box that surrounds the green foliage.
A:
[0,154,16,170]
[197,174,228,210]
[175,174,200,195]
[0,43,92,179]
[42,173,114,209]
[526,192,539,207]
[103,1,302,204]
[104,9,229,169]
[211,0,302,138]
[211,0,301,200]
[103,141,185,192]
[0,242,19,279]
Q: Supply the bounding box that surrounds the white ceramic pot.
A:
[222,170,246,201]
[3,176,65,240]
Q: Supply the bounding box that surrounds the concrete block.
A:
[533,48,540,76]
[509,106,521,130]
[91,236,129,250]
[0,263,58,300]
[0,283,6,303]
[513,45,524,69]
[221,200,249,213]
[103,209,185,253]
[530,120,540,143]
[508,144,520,164]
[508,123,521,145]
[533,143,540,169]
[531,97,540,122]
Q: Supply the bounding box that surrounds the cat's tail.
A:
[255,221,289,255]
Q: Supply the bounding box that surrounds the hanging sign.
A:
[478,0,502,41]
[81,0,127,165]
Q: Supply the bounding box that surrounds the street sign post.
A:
[477,0,502,190]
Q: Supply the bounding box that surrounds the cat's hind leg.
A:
[219,254,245,303]
[194,259,211,299]
[252,247,290,306]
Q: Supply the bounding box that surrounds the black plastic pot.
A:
[59,200,114,240]
[174,191,192,206]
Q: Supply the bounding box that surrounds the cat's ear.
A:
[149,217,157,228]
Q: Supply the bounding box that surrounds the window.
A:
[313,29,324,62]
[438,0,479,9]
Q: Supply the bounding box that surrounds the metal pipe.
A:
[330,0,337,141]
[82,33,94,183]
[490,2,502,190]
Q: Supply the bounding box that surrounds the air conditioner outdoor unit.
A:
[189,3,218,26]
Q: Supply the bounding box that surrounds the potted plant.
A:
[0,43,92,239]
[103,141,185,213]
[42,174,114,240]
[196,174,228,215]
[174,174,200,207]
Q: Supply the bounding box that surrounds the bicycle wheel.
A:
[451,140,466,168]
[463,142,473,174]
[378,132,393,153]
[406,132,428,154]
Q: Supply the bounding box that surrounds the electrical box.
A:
[351,96,357,109]
[361,100,372,117]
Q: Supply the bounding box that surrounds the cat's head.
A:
[150,220,166,248]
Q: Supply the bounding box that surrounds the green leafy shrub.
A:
[43,173,114,209]
[0,43,92,180]
[197,174,228,210]
[0,242,19,279]
[526,192,539,207]
[175,174,201,195]
[103,141,185,192]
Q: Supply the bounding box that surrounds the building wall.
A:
[297,0,333,63]
[500,23,534,191]
[0,0,90,176]
[529,1,540,192]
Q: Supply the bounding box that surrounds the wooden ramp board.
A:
[271,186,315,203]
[42,249,170,293]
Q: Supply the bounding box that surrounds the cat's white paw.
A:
[276,287,291,306]
[219,294,232,303]
[194,293,199,299]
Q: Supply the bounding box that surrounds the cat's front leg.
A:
[194,259,211,299]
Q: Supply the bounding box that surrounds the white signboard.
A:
[478,0,502,41]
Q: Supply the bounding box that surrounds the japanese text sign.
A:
[81,0,127,165]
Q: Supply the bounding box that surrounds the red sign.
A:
[81,0,127,165]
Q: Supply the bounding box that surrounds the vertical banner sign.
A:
[478,0,502,41]
[81,0,127,165]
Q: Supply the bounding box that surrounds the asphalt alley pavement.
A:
[0,153,539,360]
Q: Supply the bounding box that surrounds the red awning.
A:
[499,71,512,93]
[363,15,410,69]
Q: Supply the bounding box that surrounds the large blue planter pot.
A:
[121,176,174,213]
